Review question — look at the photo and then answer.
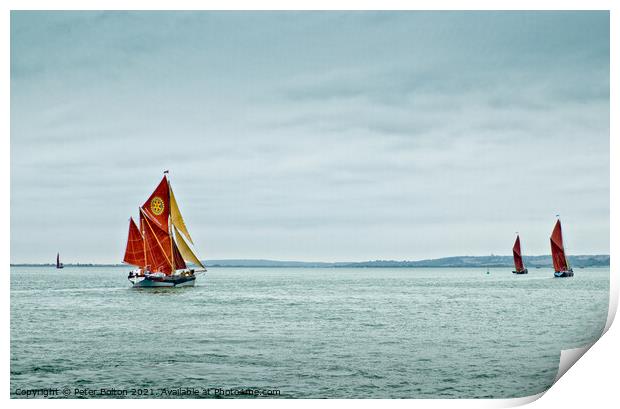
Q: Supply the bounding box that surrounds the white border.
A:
[3,1,617,408]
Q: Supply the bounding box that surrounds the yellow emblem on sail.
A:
[174,226,205,269]
[169,186,194,244]
[150,197,165,216]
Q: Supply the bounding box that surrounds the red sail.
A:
[123,218,145,268]
[512,235,524,272]
[550,220,568,272]
[141,176,170,233]
[172,239,187,270]
[141,210,173,275]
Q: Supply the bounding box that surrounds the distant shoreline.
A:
[10,254,610,268]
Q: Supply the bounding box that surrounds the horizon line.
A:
[10,253,610,266]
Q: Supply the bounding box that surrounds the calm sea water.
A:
[11,266,608,398]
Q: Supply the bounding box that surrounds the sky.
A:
[10,11,609,263]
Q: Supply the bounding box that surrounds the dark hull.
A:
[149,275,196,285]
[512,269,528,274]
[129,272,197,287]
[554,269,574,278]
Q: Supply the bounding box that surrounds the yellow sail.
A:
[169,184,194,244]
[174,226,205,269]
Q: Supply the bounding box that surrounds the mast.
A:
[141,209,147,271]
[170,216,175,273]
[166,172,175,273]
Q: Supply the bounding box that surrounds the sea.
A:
[10,266,609,399]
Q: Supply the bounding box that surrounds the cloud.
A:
[10,11,609,263]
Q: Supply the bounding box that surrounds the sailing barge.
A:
[511,235,528,274]
[122,173,206,287]
[56,253,64,269]
[550,218,573,278]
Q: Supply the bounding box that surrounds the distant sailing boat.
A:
[550,217,574,278]
[512,234,528,274]
[56,252,64,269]
[123,172,206,287]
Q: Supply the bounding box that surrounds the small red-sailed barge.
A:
[512,234,528,274]
[550,217,573,278]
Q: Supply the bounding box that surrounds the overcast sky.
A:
[11,11,609,263]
